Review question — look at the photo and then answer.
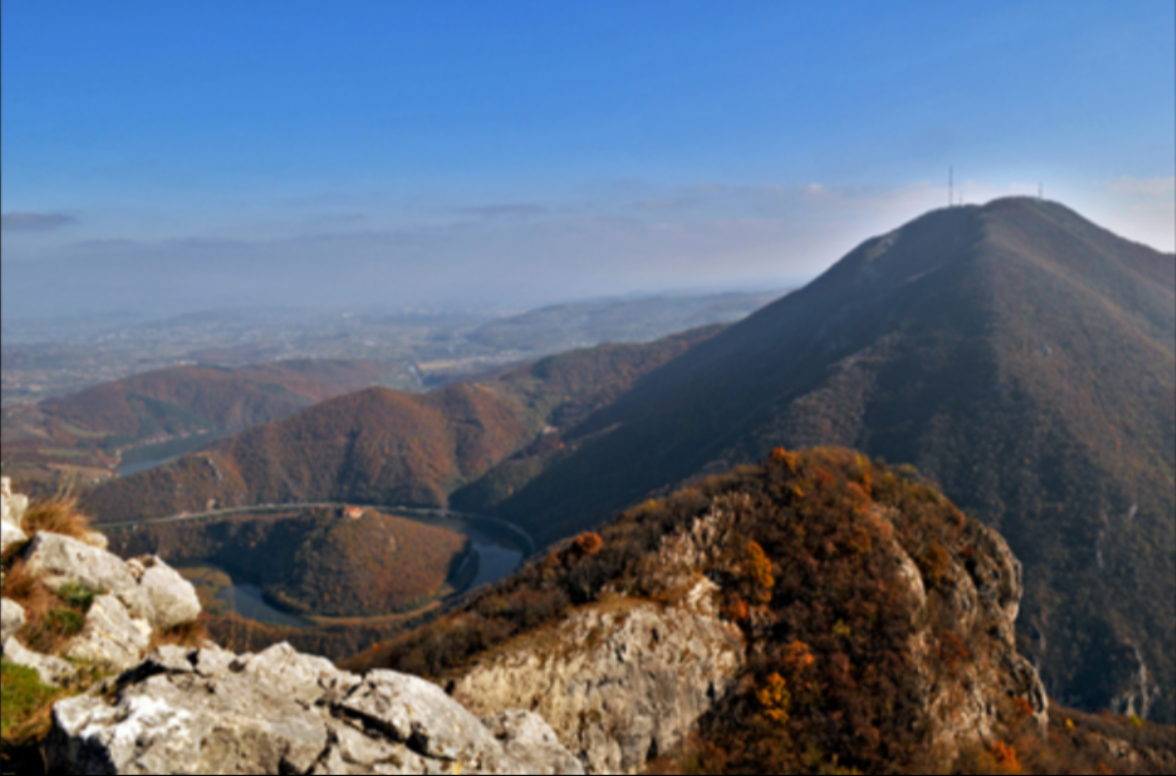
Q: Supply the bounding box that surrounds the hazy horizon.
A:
[3,2,1173,322]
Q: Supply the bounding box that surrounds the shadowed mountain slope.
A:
[485,197,1175,720]
[80,326,721,522]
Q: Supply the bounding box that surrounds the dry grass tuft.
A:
[1,560,76,655]
[19,493,93,541]
[149,617,211,651]
[0,559,42,604]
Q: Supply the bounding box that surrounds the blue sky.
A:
[2,1,1173,317]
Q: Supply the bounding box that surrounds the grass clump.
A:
[44,608,84,638]
[57,581,101,613]
[0,660,62,746]
[2,566,102,656]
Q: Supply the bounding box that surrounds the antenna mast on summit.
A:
[949,166,953,207]
[1038,182,1044,200]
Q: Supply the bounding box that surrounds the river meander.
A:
[177,512,525,629]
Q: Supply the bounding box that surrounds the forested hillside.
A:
[80,327,721,521]
[1,359,394,481]
[480,198,1175,721]
[351,449,1176,774]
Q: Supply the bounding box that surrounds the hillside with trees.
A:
[68,198,1176,725]
[1,359,395,483]
[350,449,1176,774]
[108,507,469,618]
[79,327,721,521]
[476,198,1175,722]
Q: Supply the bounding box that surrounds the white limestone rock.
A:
[1,519,28,556]
[135,556,202,630]
[234,641,359,706]
[485,709,588,776]
[50,652,331,775]
[21,536,202,632]
[4,638,78,687]
[21,532,156,624]
[79,530,109,551]
[338,670,506,765]
[453,584,745,774]
[65,594,152,673]
[48,642,585,776]
[1,486,30,528]
[1,597,26,646]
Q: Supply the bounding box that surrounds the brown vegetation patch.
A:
[109,508,469,619]
[148,618,211,652]
[19,494,91,541]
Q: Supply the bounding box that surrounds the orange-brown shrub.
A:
[572,531,604,556]
[756,672,791,723]
[990,741,1022,774]
[743,540,775,604]
[783,640,816,677]
[721,596,749,623]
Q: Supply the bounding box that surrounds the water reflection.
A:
[202,514,525,627]
[467,538,523,589]
[215,583,310,629]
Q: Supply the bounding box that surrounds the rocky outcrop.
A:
[1,519,28,556]
[453,578,745,774]
[453,479,1049,772]
[1,476,30,527]
[23,533,156,624]
[906,514,1050,749]
[19,532,201,633]
[1,597,25,644]
[49,642,584,776]
[483,710,586,775]
[128,555,203,630]
[65,594,154,672]
[1,477,29,556]
[12,460,1060,773]
[4,637,78,687]
[1,483,203,686]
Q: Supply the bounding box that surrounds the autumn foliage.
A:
[756,673,791,724]
[572,532,604,556]
[348,447,1176,774]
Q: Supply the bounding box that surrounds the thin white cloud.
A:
[1,212,76,231]
[1107,176,1176,198]
[456,204,548,218]
[6,176,1171,323]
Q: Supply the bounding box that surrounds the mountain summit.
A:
[485,197,1175,720]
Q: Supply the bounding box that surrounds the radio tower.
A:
[949,166,953,208]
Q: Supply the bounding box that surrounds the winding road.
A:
[99,501,537,629]
[101,501,535,556]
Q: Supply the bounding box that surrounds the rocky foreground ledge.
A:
[2,479,582,775]
[49,641,583,775]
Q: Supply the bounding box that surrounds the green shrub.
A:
[58,581,101,613]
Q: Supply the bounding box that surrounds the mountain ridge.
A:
[480,197,1175,720]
